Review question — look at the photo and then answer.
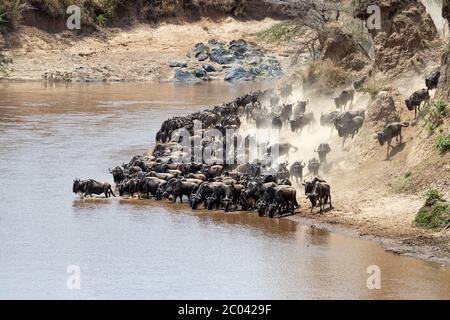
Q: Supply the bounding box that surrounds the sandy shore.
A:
[1,17,293,82]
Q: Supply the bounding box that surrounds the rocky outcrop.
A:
[436,0,450,101]
[320,27,371,73]
[354,0,439,77]
[171,39,282,82]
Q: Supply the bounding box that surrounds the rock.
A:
[202,64,216,72]
[436,1,450,100]
[354,0,438,77]
[247,56,261,65]
[174,69,200,82]
[320,27,371,72]
[169,61,188,68]
[196,53,209,62]
[210,48,235,65]
[224,66,255,81]
[194,68,210,81]
[192,42,209,56]
[229,39,248,54]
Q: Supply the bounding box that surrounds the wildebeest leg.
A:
[329,194,332,209]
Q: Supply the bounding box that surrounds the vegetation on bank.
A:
[415,189,449,230]
[0,0,219,30]
[256,21,304,43]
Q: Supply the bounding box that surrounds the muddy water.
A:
[0,82,449,299]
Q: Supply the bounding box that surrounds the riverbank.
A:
[0,17,292,82]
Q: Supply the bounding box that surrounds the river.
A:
[0,81,449,299]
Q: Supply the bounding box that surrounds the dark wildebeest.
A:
[163,179,199,203]
[315,143,331,163]
[73,179,115,198]
[289,161,305,185]
[293,100,309,117]
[376,121,410,158]
[267,185,299,218]
[334,88,355,111]
[307,158,320,177]
[280,104,293,125]
[303,179,332,213]
[138,177,166,198]
[109,166,126,185]
[336,116,364,147]
[280,84,293,103]
[290,112,315,134]
[267,143,298,160]
[405,89,430,118]
[425,69,440,90]
[271,116,283,131]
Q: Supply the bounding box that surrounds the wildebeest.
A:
[293,100,308,117]
[290,112,315,134]
[280,84,293,103]
[271,116,283,131]
[163,179,200,203]
[335,115,364,147]
[280,104,293,125]
[138,177,166,198]
[73,179,115,198]
[267,185,299,218]
[425,69,440,90]
[289,161,305,185]
[315,143,331,163]
[405,89,430,118]
[307,158,320,177]
[267,143,298,160]
[376,121,409,158]
[109,166,126,185]
[334,88,355,111]
[303,179,331,213]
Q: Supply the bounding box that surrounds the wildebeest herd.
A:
[73,69,439,217]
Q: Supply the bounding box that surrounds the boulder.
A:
[224,66,255,81]
[174,69,200,82]
[194,68,210,81]
[196,53,209,62]
[169,61,188,68]
[210,48,235,65]
[202,64,216,72]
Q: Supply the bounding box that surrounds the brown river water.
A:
[0,81,449,299]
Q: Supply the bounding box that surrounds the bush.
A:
[415,202,449,229]
[0,0,25,29]
[424,188,444,206]
[302,59,352,95]
[424,100,447,135]
[436,134,450,153]
[256,21,304,43]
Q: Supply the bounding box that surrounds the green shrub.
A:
[424,100,448,135]
[436,134,450,153]
[415,202,449,229]
[256,21,304,43]
[424,188,444,206]
[404,170,412,179]
[0,0,24,28]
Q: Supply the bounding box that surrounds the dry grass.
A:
[302,59,352,95]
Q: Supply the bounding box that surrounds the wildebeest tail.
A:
[109,186,116,197]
